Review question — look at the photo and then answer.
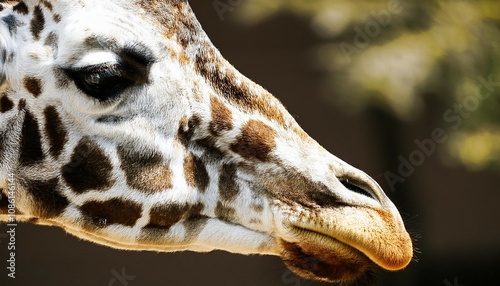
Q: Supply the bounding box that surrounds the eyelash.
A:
[65,62,133,102]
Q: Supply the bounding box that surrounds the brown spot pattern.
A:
[185,202,205,220]
[44,106,67,158]
[218,163,239,202]
[209,96,233,136]
[195,52,287,128]
[214,201,236,222]
[294,127,312,143]
[13,2,29,15]
[184,153,209,192]
[0,95,14,113]
[18,98,26,110]
[177,116,227,162]
[44,32,58,49]
[19,110,44,165]
[182,203,208,243]
[53,14,61,23]
[0,187,24,216]
[0,189,8,215]
[24,178,69,219]
[80,198,142,227]
[177,115,201,146]
[194,137,225,163]
[146,203,190,230]
[41,0,53,11]
[117,144,173,193]
[249,218,262,225]
[30,5,45,41]
[230,119,276,161]
[23,77,43,97]
[137,0,195,47]
[178,50,190,65]
[251,204,264,213]
[83,35,119,51]
[62,137,114,194]
[140,202,206,242]
[179,17,197,48]
[263,168,344,209]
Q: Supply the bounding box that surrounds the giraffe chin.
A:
[279,234,376,284]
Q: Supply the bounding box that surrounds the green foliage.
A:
[236,0,500,170]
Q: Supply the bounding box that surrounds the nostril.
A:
[340,179,377,201]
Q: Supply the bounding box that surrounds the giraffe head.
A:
[0,0,413,283]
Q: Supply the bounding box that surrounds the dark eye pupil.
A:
[65,63,132,102]
[83,73,122,93]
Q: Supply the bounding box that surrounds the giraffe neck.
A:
[140,0,302,136]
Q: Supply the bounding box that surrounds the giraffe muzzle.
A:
[273,203,413,283]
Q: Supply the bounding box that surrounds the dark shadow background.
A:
[1,1,499,285]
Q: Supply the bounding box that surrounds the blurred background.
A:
[1,0,500,285]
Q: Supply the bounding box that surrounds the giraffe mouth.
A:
[279,227,375,284]
[275,206,413,283]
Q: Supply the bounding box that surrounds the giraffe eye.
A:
[65,62,133,102]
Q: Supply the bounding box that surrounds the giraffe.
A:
[0,0,413,284]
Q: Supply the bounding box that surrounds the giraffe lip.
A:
[280,227,375,283]
[285,220,413,273]
[275,204,414,274]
